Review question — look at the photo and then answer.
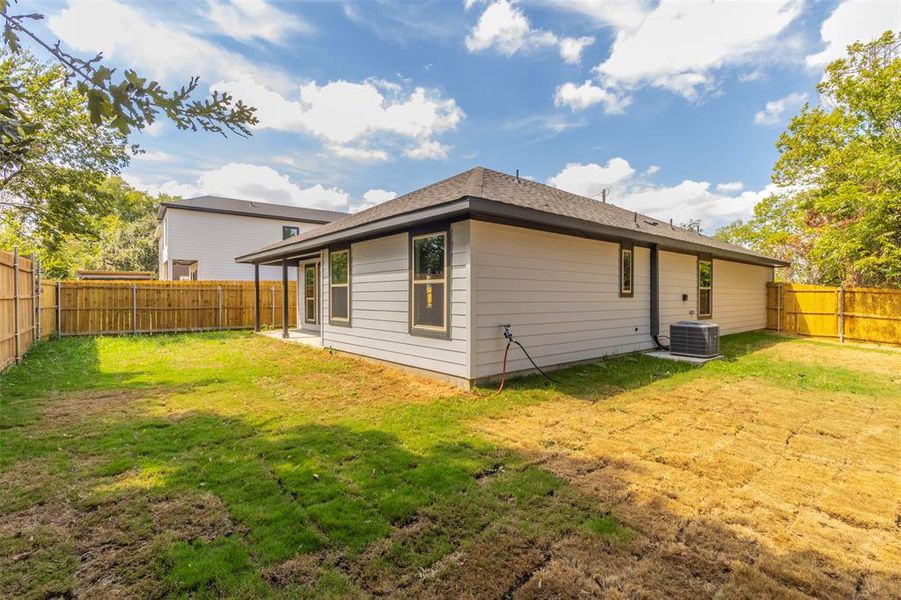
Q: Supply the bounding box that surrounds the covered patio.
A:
[250,252,322,340]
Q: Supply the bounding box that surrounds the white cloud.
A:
[554,80,631,114]
[754,92,807,125]
[546,159,636,199]
[587,0,802,101]
[328,145,390,162]
[127,163,351,211]
[644,164,660,176]
[465,0,594,64]
[548,159,777,229]
[806,0,900,67]
[132,150,173,162]
[739,69,766,83]
[716,181,744,193]
[214,78,463,160]
[404,140,452,160]
[542,0,650,31]
[48,0,290,91]
[558,36,596,65]
[352,188,398,213]
[49,0,462,161]
[206,0,313,44]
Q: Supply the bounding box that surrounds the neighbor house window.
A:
[620,244,634,297]
[411,232,447,334]
[698,258,713,318]
[283,226,300,239]
[329,249,350,324]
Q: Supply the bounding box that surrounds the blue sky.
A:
[25,0,901,229]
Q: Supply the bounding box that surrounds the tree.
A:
[1,176,168,277]
[0,50,129,244]
[717,31,900,287]
[0,0,257,175]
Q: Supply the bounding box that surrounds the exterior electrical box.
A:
[670,321,720,358]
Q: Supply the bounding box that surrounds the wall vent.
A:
[669,321,720,358]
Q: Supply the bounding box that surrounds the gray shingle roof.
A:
[239,167,785,266]
[158,195,346,223]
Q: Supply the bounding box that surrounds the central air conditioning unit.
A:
[669,321,720,358]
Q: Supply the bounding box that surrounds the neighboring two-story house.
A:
[156,196,345,280]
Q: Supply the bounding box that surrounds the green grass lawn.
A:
[0,331,898,598]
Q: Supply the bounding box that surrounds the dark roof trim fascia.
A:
[236,199,472,264]
[157,203,336,224]
[237,196,788,268]
[465,198,789,268]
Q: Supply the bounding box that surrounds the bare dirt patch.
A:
[0,490,235,599]
[473,373,901,598]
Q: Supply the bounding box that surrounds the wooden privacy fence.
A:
[52,280,296,336]
[1,249,43,371]
[767,282,901,345]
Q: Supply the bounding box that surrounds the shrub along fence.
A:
[767,282,901,345]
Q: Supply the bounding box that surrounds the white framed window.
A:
[410,231,448,335]
[329,249,350,324]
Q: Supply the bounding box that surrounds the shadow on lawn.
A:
[5,407,895,599]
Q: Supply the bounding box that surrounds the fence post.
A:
[270,286,275,327]
[217,286,223,330]
[776,283,782,332]
[838,285,845,343]
[132,284,138,334]
[56,281,61,337]
[12,247,19,363]
[34,256,40,342]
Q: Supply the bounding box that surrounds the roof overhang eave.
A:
[235,198,473,264]
[235,196,788,269]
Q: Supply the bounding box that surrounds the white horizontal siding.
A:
[471,221,653,379]
[162,209,322,280]
[321,222,470,378]
[712,259,773,334]
[659,250,698,333]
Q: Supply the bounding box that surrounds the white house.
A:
[238,167,787,388]
[156,196,345,280]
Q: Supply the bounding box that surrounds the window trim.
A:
[619,242,634,298]
[303,262,319,325]
[328,246,351,327]
[697,255,713,319]
[409,227,451,339]
[282,225,300,240]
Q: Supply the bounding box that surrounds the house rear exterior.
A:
[156,196,345,280]
[238,167,786,387]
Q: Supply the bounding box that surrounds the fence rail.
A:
[2,259,299,371]
[767,282,901,345]
[53,279,296,336]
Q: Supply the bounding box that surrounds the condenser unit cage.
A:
[669,321,720,358]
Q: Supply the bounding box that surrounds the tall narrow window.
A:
[620,244,634,297]
[329,249,350,324]
[283,225,300,239]
[698,258,713,318]
[304,263,318,324]
[411,232,447,333]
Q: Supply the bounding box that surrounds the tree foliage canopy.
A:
[1,50,130,243]
[1,176,168,277]
[0,0,257,176]
[717,31,900,287]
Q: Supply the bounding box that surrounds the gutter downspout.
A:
[650,243,669,351]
